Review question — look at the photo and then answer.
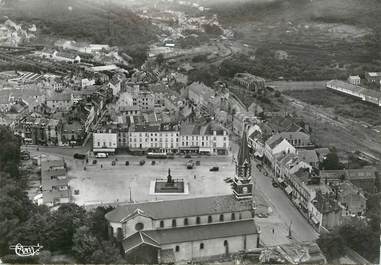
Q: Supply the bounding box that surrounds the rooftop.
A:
[105,194,254,223]
[143,219,257,245]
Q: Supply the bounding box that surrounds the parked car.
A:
[209,166,219,172]
[74,153,86,159]
[272,180,279,188]
[92,160,97,165]
[184,154,192,159]
[125,161,129,166]
[96,153,108,158]
[151,160,156,165]
[139,160,145,166]
[186,160,194,169]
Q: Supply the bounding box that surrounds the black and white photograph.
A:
[0,0,380,264]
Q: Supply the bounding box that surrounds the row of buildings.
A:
[327,79,381,107]
[247,115,377,231]
[93,122,229,155]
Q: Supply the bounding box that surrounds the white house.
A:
[93,132,118,153]
[264,134,296,168]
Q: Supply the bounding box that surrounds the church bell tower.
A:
[232,130,254,201]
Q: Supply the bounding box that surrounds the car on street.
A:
[96,153,108,158]
[73,153,86,159]
[209,166,219,172]
[186,160,194,169]
[272,180,279,188]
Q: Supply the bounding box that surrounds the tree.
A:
[48,203,86,251]
[72,226,100,263]
[320,150,343,170]
[317,231,345,261]
[155,53,164,65]
[338,221,379,263]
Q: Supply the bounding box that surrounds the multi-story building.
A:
[46,93,73,112]
[233,73,266,93]
[14,116,62,145]
[41,159,70,207]
[179,124,229,155]
[278,132,313,149]
[365,72,381,84]
[320,166,377,194]
[128,123,180,153]
[105,133,258,263]
[93,131,118,153]
[264,134,296,168]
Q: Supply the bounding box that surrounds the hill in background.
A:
[0,0,157,47]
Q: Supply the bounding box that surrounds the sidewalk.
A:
[256,217,294,247]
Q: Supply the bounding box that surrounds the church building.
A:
[105,132,259,263]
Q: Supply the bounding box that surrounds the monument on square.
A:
[151,168,188,194]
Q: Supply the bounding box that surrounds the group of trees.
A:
[219,49,349,81]
[0,126,123,263]
[4,0,157,47]
[318,220,380,263]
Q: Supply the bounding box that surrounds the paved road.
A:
[230,140,318,243]
[252,162,319,242]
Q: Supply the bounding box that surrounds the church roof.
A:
[105,194,253,223]
[132,219,258,246]
[237,130,250,166]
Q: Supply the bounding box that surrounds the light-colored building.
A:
[348,75,361,86]
[264,134,296,167]
[179,124,229,155]
[93,131,118,153]
[187,82,215,108]
[46,93,73,112]
[128,123,180,153]
[365,72,381,84]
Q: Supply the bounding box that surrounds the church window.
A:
[200,243,204,250]
[135,222,144,231]
[219,214,224,222]
[160,220,164,228]
[208,216,212,223]
[175,246,180,252]
[172,219,177,227]
[196,216,201,224]
[184,218,188,226]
